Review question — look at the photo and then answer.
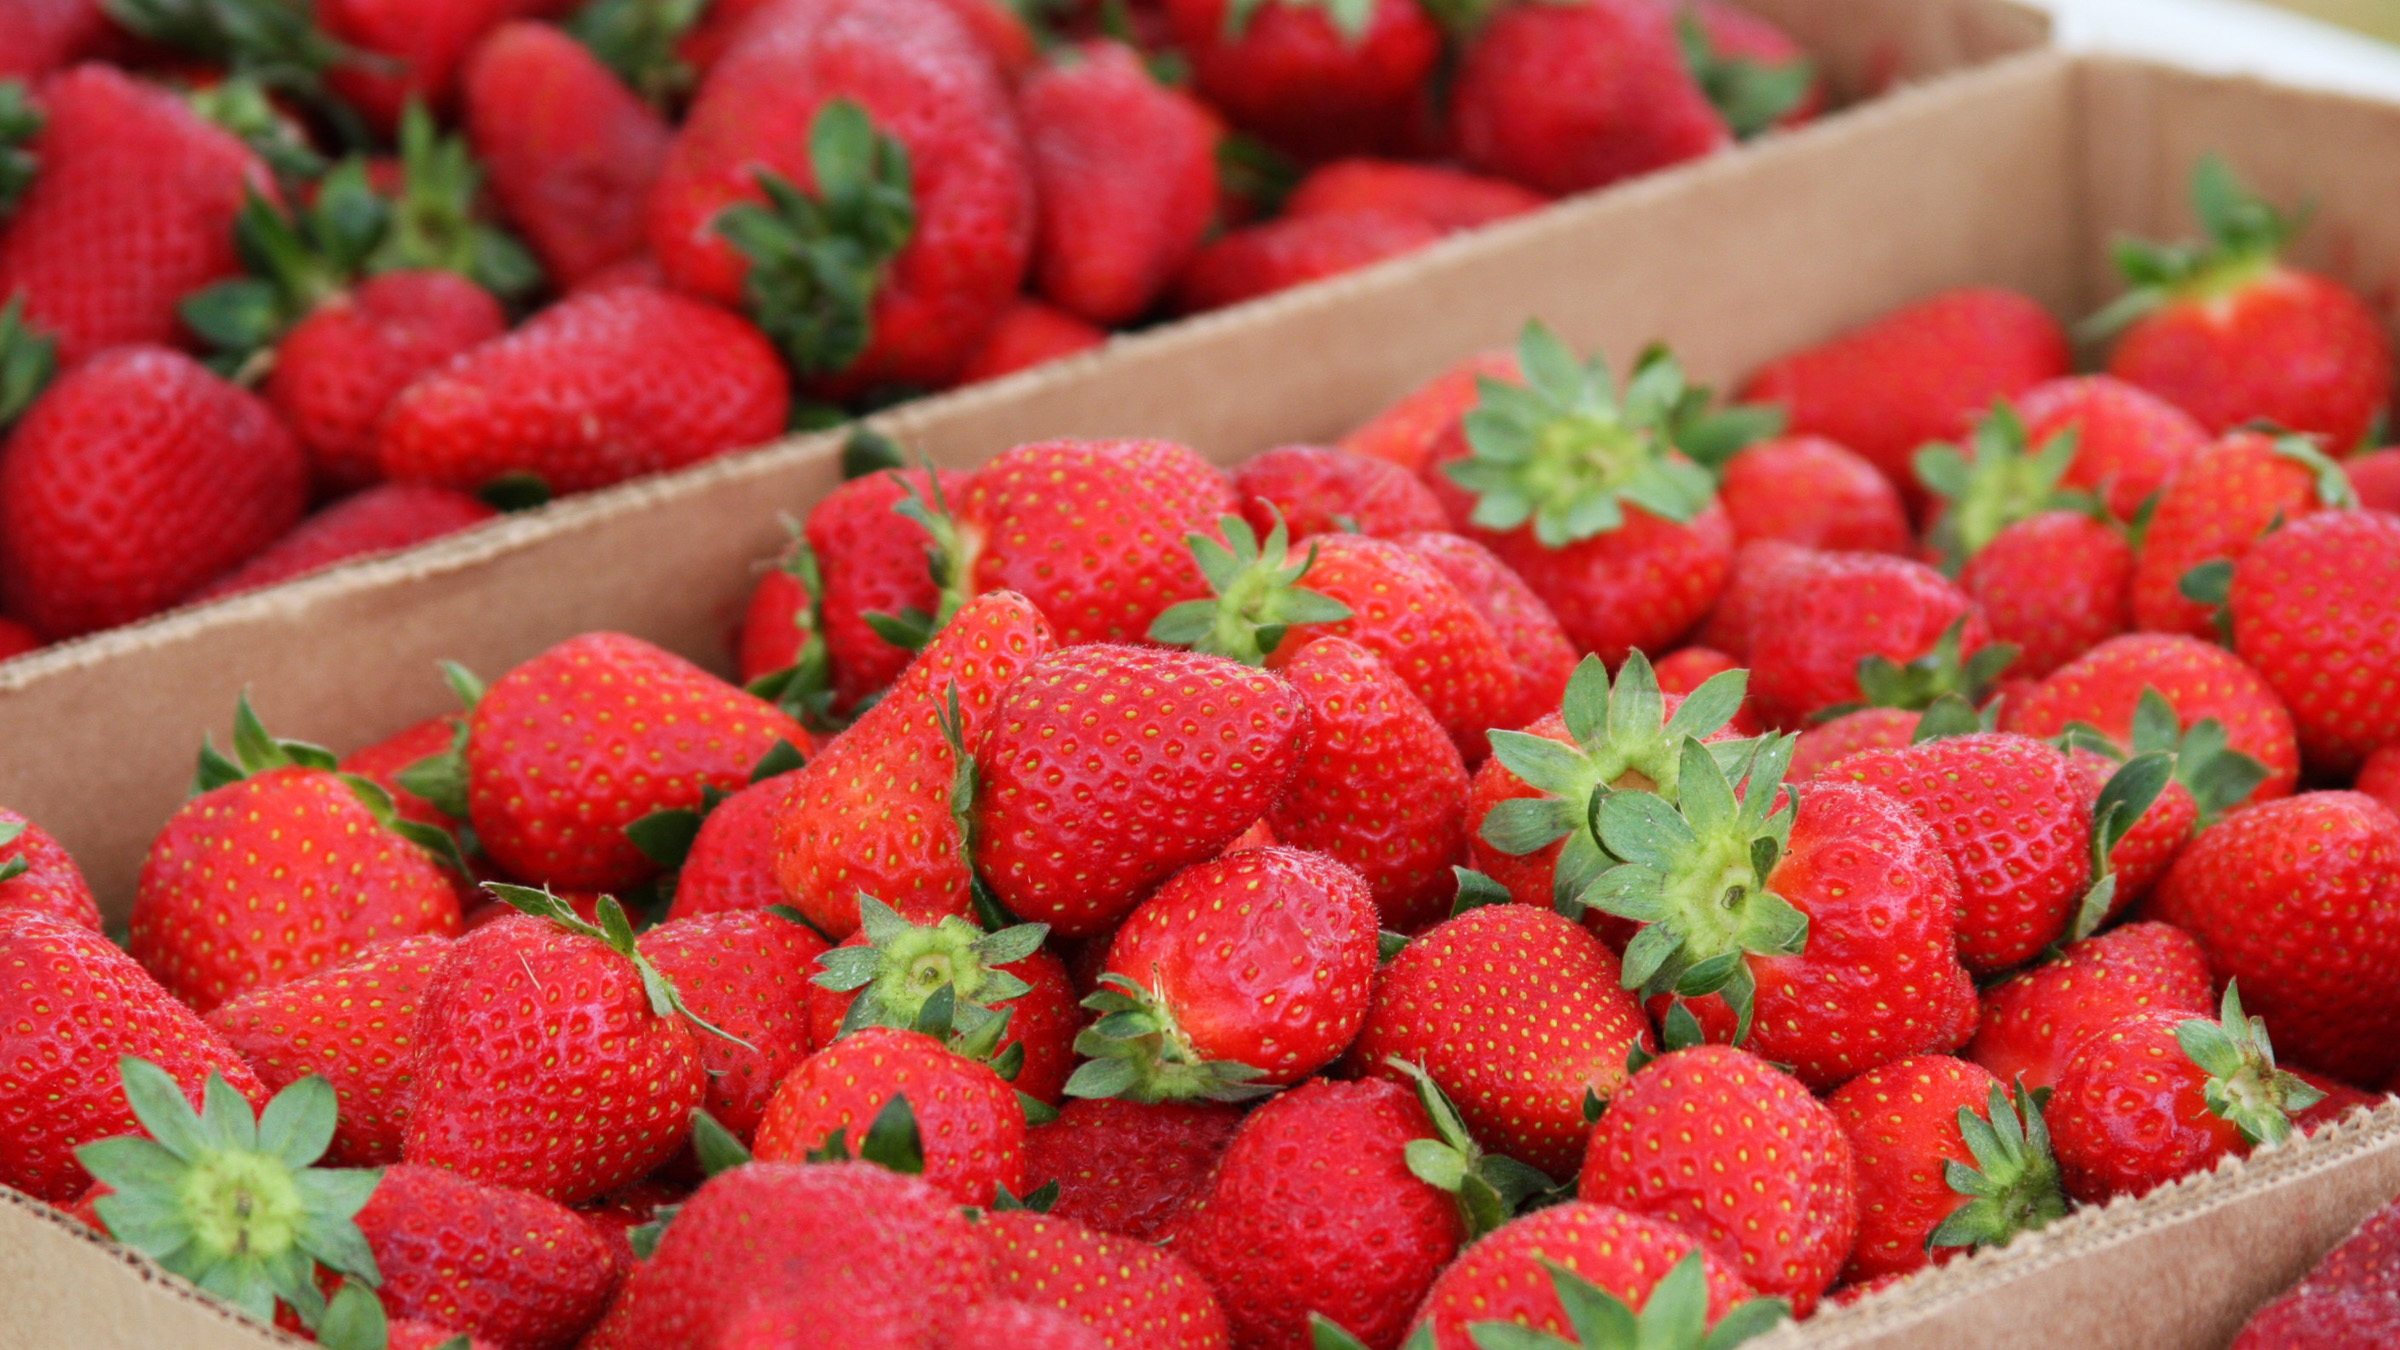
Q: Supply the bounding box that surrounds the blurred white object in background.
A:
[2036,0,2400,99]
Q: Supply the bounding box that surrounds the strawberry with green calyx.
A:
[1927,1079,2069,1258]
[1388,1057,1555,1242]
[1674,7,1816,141]
[1914,402,2089,568]
[1147,508,1354,665]
[2007,632,2298,807]
[638,909,825,1142]
[1449,1253,1788,1350]
[753,1027,1027,1205]
[1966,921,2216,1094]
[2056,684,2264,885]
[184,75,329,186]
[565,0,707,107]
[2065,746,2176,940]
[100,0,366,146]
[737,520,837,725]
[2133,429,2355,639]
[0,80,38,215]
[0,807,98,929]
[1166,0,1440,163]
[623,737,808,885]
[76,1058,384,1336]
[812,894,1047,1039]
[1829,615,2018,720]
[2228,508,2400,775]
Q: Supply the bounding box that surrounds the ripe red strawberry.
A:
[1020,40,1217,326]
[379,284,788,495]
[1021,1097,1246,1240]
[463,21,671,288]
[639,909,825,1142]
[2229,509,2400,775]
[647,0,1032,395]
[2006,632,2299,805]
[392,1321,498,1350]
[1406,1202,1759,1350]
[1743,550,1992,728]
[1962,511,2134,681]
[1395,530,1578,731]
[1174,208,1442,313]
[358,1162,621,1350]
[405,888,709,1203]
[193,483,498,602]
[774,591,1053,936]
[1234,443,1449,542]
[1,345,306,638]
[948,1302,1106,1350]
[2098,157,2393,453]
[0,806,96,930]
[752,1026,1027,1206]
[804,466,971,710]
[981,1209,1230,1350]
[1285,158,1549,233]
[2130,430,2352,638]
[1352,903,1652,1177]
[317,0,522,133]
[1339,349,1517,475]
[1165,1077,1462,1350]
[955,297,1108,383]
[0,912,269,1200]
[2013,375,2211,522]
[1579,1045,1857,1314]
[1787,706,1916,782]
[2289,1066,2382,1135]
[2150,792,2400,1086]
[2362,744,2400,819]
[2066,747,2197,909]
[0,64,268,367]
[734,526,823,690]
[2350,447,2400,511]
[1,1,108,80]
[341,715,469,837]
[1164,0,1440,161]
[203,933,449,1166]
[1717,434,1912,554]
[664,772,805,920]
[0,617,41,661]
[1739,288,2071,495]
[1076,847,1377,1098]
[2048,984,2323,1201]
[972,646,1305,936]
[2238,1204,2400,1347]
[1826,1057,2065,1282]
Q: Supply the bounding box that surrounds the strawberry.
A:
[193,483,497,601]
[2006,632,2299,806]
[1284,158,1549,233]
[773,591,1053,937]
[1020,1097,1245,1240]
[2239,1201,2400,1347]
[648,0,1032,396]
[316,0,524,132]
[638,909,825,1142]
[1961,511,2134,681]
[1739,288,2071,496]
[1743,550,1993,728]
[1339,349,1516,475]
[1164,1077,1463,1350]
[752,1025,1027,1206]
[980,1209,1230,1350]
[1680,0,1823,131]
[2362,745,2400,819]
[404,887,710,1203]
[1578,1044,1857,1314]
[664,771,806,920]
[2289,1066,2382,1135]
[1020,40,1218,326]
[947,1302,1107,1350]
[1,1,108,80]
[0,345,306,638]
[1405,1202,1763,1350]
[734,525,825,694]
[1164,0,1441,161]
[1173,209,1442,313]
[0,913,268,1200]
[341,715,470,837]
[2065,747,2196,910]
[203,933,450,1167]
[2350,447,2400,511]
[1826,1057,2065,1282]
[1652,647,1763,735]
[1352,903,1652,1177]
[2149,791,2400,1087]
[2228,508,2400,775]
[804,466,971,711]
[2012,374,2211,522]
[1693,538,1810,661]
[379,284,789,495]
[1266,635,1468,931]
[0,617,41,660]
[357,1162,621,1350]
[1395,530,1578,732]
[0,806,96,930]
[2096,157,2393,453]
[2129,429,2353,638]
[955,297,1108,383]
[1787,706,1917,782]
[1072,847,1377,1099]
[0,64,268,367]
[463,20,671,288]
[1233,443,1449,542]
[1717,434,1912,554]
[2048,983,2322,1201]
[972,646,1306,937]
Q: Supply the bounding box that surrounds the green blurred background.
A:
[2265,0,2400,41]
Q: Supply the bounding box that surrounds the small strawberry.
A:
[1966,921,2217,1092]
[1173,208,1443,312]
[0,806,97,930]
[1164,0,1441,161]
[1233,443,1450,542]
[752,1025,1027,1206]
[2228,508,2400,775]
[1743,549,1996,729]
[803,466,971,711]
[1395,530,1578,732]
[357,1162,621,1350]
[1717,433,1912,554]
[2361,745,2400,819]
[2129,429,2353,639]
[2013,374,2211,522]
[1339,348,1517,475]
[955,297,1108,383]
[1020,1097,1246,1240]
[639,908,825,1142]
[979,1209,1231,1350]
[734,523,826,697]
[193,483,497,602]
[2006,632,2298,807]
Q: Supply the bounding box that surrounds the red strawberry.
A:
[1,345,306,638]
[193,482,497,601]
[204,933,450,1166]
[2013,375,2211,522]
[639,909,825,1141]
[2230,509,2400,775]
[2006,632,2299,806]
[2290,1066,2382,1135]
[1395,530,1578,732]
[1694,537,1810,661]
[1717,434,1912,554]
[2350,447,2400,511]
[1164,0,1440,161]
[1962,511,2134,681]
[947,1302,1106,1350]
[0,806,96,930]
[358,1162,621,1350]
[1234,443,1449,542]
[773,591,1053,936]
[1339,349,1516,474]
[1681,0,1822,129]
[804,466,971,710]
[1787,706,1917,782]
[0,912,268,1200]
[1739,288,2071,496]
[2238,1209,2400,1347]
[1284,158,1548,233]
[2150,792,2400,1086]
[340,715,469,836]
[2066,747,2197,909]
[379,284,788,495]
[1352,904,1652,1177]
[318,0,522,132]
[734,527,823,690]
[1744,550,1992,728]
[752,1026,1027,1206]
[1076,847,1377,1098]
[1579,1045,1857,1314]
[1173,209,1442,313]
[0,617,41,660]
[1020,1097,1245,1240]
[665,772,805,920]
[1020,40,1217,326]
[1406,1202,1759,1350]
[2098,157,2393,452]
[955,297,1108,383]
[392,1322,498,1350]
[463,21,671,288]
[0,64,267,367]
[0,1,108,80]
[647,0,1032,395]
[981,1209,1230,1350]
[405,888,709,1203]
[1165,1077,1462,1350]
[2129,429,2352,638]
[2362,745,2400,819]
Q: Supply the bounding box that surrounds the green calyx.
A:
[743,529,843,729]
[2087,155,2300,338]
[0,819,27,886]
[1839,617,2018,718]
[567,0,706,106]
[2056,686,2270,826]
[374,102,543,300]
[187,76,328,184]
[716,98,916,379]
[1928,1078,2067,1254]
[804,1091,927,1175]
[1064,973,1275,1104]
[1914,401,2098,566]
[392,662,486,823]
[2176,981,2323,1148]
[1390,1058,1556,1240]
[1479,652,1752,913]
[1910,693,1998,744]
[1,79,40,217]
[482,883,756,1051]
[0,292,58,429]
[2068,747,2174,941]
[1229,0,1372,43]
[1582,735,1807,1045]
[101,0,369,148]
[1462,1254,1791,1350]
[864,468,971,655]
[1675,11,1815,141]
[815,894,1047,1043]
[1148,510,1353,664]
[195,692,472,877]
[626,738,806,870]
[75,1058,383,1335]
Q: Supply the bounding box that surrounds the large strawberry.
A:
[1395,529,1579,732]
[1966,921,2215,1092]
[2006,632,2298,807]
[2129,429,2353,639]
[0,805,97,930]
[2228,509,2400,775]
[981,1209,1229,1350]
[1020,1097,1245,1240]
[1743,550,1996,729]
[1717,433,1911,554]
[639,908,825,1142]
[1234,443,1449,543]
[2012,374,2211,522]
[357,1162,621,1350]
[752,1026,1027,1206]
[1165,0,1439,162]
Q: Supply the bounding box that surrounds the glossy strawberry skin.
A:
[358,1162,620,1350]
[194,483,498,602]
[1718,434,1913,555]
[1174,209,1443,312]
[665,772,806,921]
[0,913,271,1200]
[805,934,1081,1104]
[204,934,451,1166]
[1745,551,1989,729]
[0,808,99,930]
[1020,1097,1245,1241]
[1165,1077,1462,1350]
[2131,431,2339,638]
[2014,375,2211,523]
[1962,511,2134,681]
[2230,510,2400,775]
[1165,0,1441,161]
[2005,632,2300,804]
[1407,1202,1753,1350]
[1826,1055,2006,1282]
[752,1027,1027,1206]
[981,1209,1230,1350]
[1235,444,1449,543]
[2047,1009,2247,1201]
[804,468,969,709]
[379,285,789,495]
[1394,530,1578,733]
[1580,1045,1859,1315]
[1788,707,1917,783]
[955,298,1109,383]
[2149,792,2400,1086]
[1,346,308,639]
[639,910,825,1141]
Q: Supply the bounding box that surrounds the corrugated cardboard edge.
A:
[0,1189,307,1348]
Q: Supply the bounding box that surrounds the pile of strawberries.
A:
[0,0,1819,661]
[4,138,2400,1350]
